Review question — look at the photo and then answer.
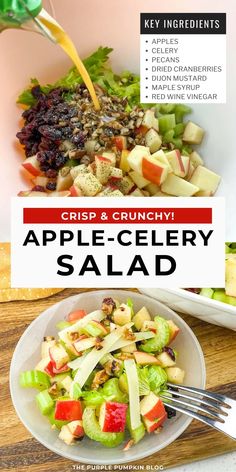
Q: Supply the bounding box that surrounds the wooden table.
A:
[1,288,236,471]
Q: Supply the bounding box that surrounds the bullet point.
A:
[145,96,148,98]
[145,59,148,61]
[145,68,148,71]
[145,40,148,43]
[145,86,148,89]
[145,50,148,52]
[145,77,148,80]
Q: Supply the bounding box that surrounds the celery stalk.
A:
[36,390,54,415]
[20,370,50,391]
[159,114,176,135]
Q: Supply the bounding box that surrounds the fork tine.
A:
[167,383,231,408]
[162,400,222,428]
[164,389,228,415]
[161,394,226,422]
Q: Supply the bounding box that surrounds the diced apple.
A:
[143,414,167,433]
[35,356,52,373]
[161,174,199,196]
[189,166,221,195]
[59,425,75,445]
[67,420,84,438]
[18,190,48,197]
[157,351,176,368]
[186,161,195,181]
[56,170,73,191]
[22,155,42,176]
[116,176,134,195]
[129,170,150,189]
[166,367,185,384]
[167,151,189,178]
[142,320,157,333]
[112,136,127,151]
[140,393,166,422]
[74,173,102,196]
[145,129,162,153]
[60,375,73,393]
[49,344,70,370]
[183,121,205,144]
[41,338,56,358]
[167,320,180,343]
[95,155,112,185]
[74,337,97,352]
[102,151,116,167]
[109,167,123,180]
[142,156,168,186]
[69,184,83,197]
[113,304,132,325]
[127,145,150,174]
[119,150,131,172]
[142,110,155,129]
[121,342,137,353]
[225,256,236,297]
[99,401,128,432]
[129,188,144,197]
[152,150,172,173]
[133,307,151,331]
[133,351,160,365]
[145,183,160,196]
[32,176,49,187]
[70,164,89,180]
[190,151,204,168]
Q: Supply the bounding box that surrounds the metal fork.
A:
[160,383,236,440]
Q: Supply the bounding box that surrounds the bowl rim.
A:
[10,289,206,465]
[154,288,236,315]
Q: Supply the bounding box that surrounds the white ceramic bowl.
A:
[0,0,235,241]
[10,290,206,464]
[139,288,236,331]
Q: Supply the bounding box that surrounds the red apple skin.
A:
[100,402,128,433]
[144,413,167,433]
[95,155,111,163]
[177,155,185,173]
[167,320,180,343]
[141,395,166,422]
[112,136,127,151]
[69,185,82,197]
[133,351,161,365]
[52,364,70,374]
[44,360,55,377]
[73,422,84,438]
[142,158,166,186]
[67,309,87,322]
[55,400,83,421]
[22,162,41,177]
[135,125,149,136]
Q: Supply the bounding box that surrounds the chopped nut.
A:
[48,383,59,396]
[43,336,55,342]
[95,336,103,350]
[116,352,134,361]
[91,369,109,389]
[154,427,163,435]
[102,297,116,316]
[123,328,136,341]
[68,331,80,341]
[104,359,122,376]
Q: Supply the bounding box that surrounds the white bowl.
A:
[139,288,236,331]
[0,0,235,240]
[10,290,206,464]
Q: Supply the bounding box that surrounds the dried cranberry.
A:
[46,182,56,191]
[39,125,62,141]
[45,169,57,178]
[163,347,176,362]
[31,85,43,99]
[31,185,45,192]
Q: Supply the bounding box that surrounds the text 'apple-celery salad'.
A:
[186,243,236,307]
[20,297,184,449]
[17,47,221,198]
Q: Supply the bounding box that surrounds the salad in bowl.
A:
[17,47,221,198]
[20,296,184,450]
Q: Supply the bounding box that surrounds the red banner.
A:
[23,207,212,224]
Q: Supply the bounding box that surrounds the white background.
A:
[11,197,225,288]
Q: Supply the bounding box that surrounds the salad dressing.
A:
[38,10,100,110]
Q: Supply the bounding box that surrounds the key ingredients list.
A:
[140,13,226,103]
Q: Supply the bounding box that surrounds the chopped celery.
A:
[200,288,214,298]
[82,390,105,406]
[159,104,176,114]
[53,372,71,388]
[82,407,124,447]
[174,104,192,123]
[159,114,176,135]
[126,408,145,443]
[213,290,236,306]
[56,320,72,330]
[48,408,69,429]
[126,298,134,316]
[174,123,185,137]
[102,378,128,403]
[70,382,82,400]
[140,316,170,353]
[136,366,150,396]
[182,144,193,156]
[20,370,50,391]
[163,129,175,143]
[36,390,54,415]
